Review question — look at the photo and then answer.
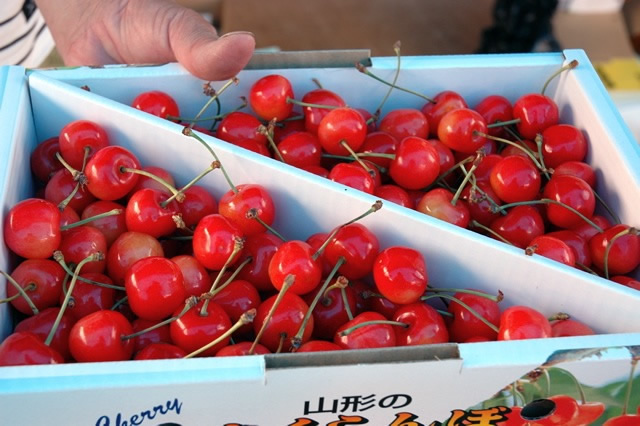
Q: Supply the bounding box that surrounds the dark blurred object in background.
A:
[478,0,561,53]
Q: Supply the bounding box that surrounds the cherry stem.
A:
[311,78,323,89]
[355,62,435,104]
[121,296,198,341]
[474,131,545,171]
[54,254,125,291]
[486,118,521,128]
[340,286,354,321]
[169,97,247,123]
[603,227,636,280]
[249,274,295,355]
[426,287,504,303]
[110,295,128,311]
[184,309,256,358]
[188,77,239,131]
[182,127,237,194]
[534,134,552,180]
[205,256,253,300]
[370,40,402,125]
[46,251,103,346]
[312,200,383,261]
[292,258,346,349]
[451,161,479,206]
[541,59,579,96]
[60,208,123,231]
[469,220,515,246]
[594,190,621,225]
[161,162,220,208]
[246,208,286,242]
[120,167,182,201]
[576,262,598,275]
[57,182,81,212]
[200,237,245,316]
[285,97,338,110]
[492,198,603,233]
[0,273,38,315]
[259,119,286,163]
[421,293,500,334]
[424,156,475,192]
[504,126,524,142]
[54,152,81,178]
[338,319,408,337]
[340,140,374,175]
[460,170,504,215]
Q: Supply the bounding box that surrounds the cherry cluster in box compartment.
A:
[1,56,639,368]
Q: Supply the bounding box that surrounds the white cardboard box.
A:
[0,50,639,425]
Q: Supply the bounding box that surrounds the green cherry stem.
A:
[184,309,256,359]
[469,220,515,245]
[355,62,435,104]
[486,118,521,128]
[541,59,579,96]
[492,199,603,233]
[46,251,103,346]
[60,208,123,232]
[259,119,286,163]
[57,183,81,212]
[182,127,237,194]
[54,152,82,179]
[200,237,245,315]
[246,208,286,242]
[285,97,338,110]
[249,274,295,355]
[121,167,183,201]
[338,319,409,337]
[205,256,253,300]
[603,227,637,280]
[421,293,500,334]
[54,253,125,291]
[474,131,544,171]
[534,134,552,180]
[121,296,199,341]
[0,273,38,315]
[340,141,374,175]
[370,40,403,125]
[450,160,479,206]
[187,77,239,130]
[426,287,504,303]
[169,96,247,124]
[161,161,220,208]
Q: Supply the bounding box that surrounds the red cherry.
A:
[249,74,295,121]
[464,153,503,184]
[236,232,284,292]
[545,230,591,267]
[334,311,396,349]
[268,240,322,295]
[4,198,61,259]
[424,138,456,181]
[447,290,501,342]
[373,246,428,305]
[421,90,467,137]
[303,281,357,340]
[389,136,440,190]
[550,318,595,337]
[171,255,210,297]
[438,108,489,154]
[460,182,502,227]
[378,108,429,140]
[489,155,541,203]
[300,89,346,134]
[81,200,127,246]
[273,113,306,143]
[541,124,588,168]
[253,292,313,352]
[543,175,595,229]
[296,340,343,352]
[125,188,181,238]
[317,107,367,156]
[553,161,596,188]
[128,165,175,197]
[132,90,180,120]
[6,258,65,315]
[58,225,108,274]
[500,139,538,159]
[59,120,110,170]
[513,94,559,140]
[212,279,261,336]
[329,162,377,194]
[589,224,640,276]
[216,341,271,356]
[473,94,513,138]
[44,168,97,213]
[0,331,64,366]
[125,256,187,321]
[568,402,605,425]
[106,231,164,285]
[31,136,64,183]
[489,205,545,249]
[215,111,266,146]
[278,131,323,168]
[611,275,640,291]
[85,146,141,201]
[571,214,611,242]
[392,302,448,346]
[301,164,330,178]
[192,214,244,271]
[134,343,187,360]
[374,184,413,208]
[234,138,272,157]
[14,307,75,361]
[416,188,471,228]
[323,223,380,280]
[130,318,172,353]
[60,272,116,321]
[498,305,552,340]
[358,131,398,170]
[526,235,576,267]
[170,299,232,356]
[178,185,218,229]
[69,309,134,362]
[603,414,640,425]
[218,184,276,237]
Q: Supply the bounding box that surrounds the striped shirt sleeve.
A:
[0,0,55,67]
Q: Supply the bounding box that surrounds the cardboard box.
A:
[1,50,640,424]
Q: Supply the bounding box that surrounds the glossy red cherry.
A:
[212,279,261,336]
[602,414,640,425]
[127,165,176,197]
[473,94,513,138]
[132,90,180,120]
[130,318,172,353]
[438,108,488,154]
[31,136,64,183]
[125,188,181,238]
[328,162,377,195]
[571,214,611,242]
[611,275,640,291]
[513,93,559,140]
[235,232,284,292]
[81,200,127,246]
[296,340,343,352]
[44,168,97,213]
[58,225,108,274]
[178,185,218,229]
[324,223,380,280]
[374,184,413,208]
[300,88,346,135]
[85,145,141,201]
[378,108,429,140]
[268,240,322,295]
[358,131,398,170]
[489,205,545,249]
[278,131,323,168]
[569,402,605,425]
[253,292,313,352]
[447,290,501,342]
[489,155,541,203]
[317,107,367,156]
[4,198,61,259]
[498,305,552,340]
[106,231,164,285]
[192,213,244,271]
[0,331,64,366]
[526,235,576,267]
[170,299,232,356]
[215,341,271,356]
[334,311,396,350]
[125,256,187,321]
[60,272,116,321]
[421,90,467,137]
[215,111,266,146]
[249,74,295,121]
[59,119,110,170]
[545,230,591,267]
[392,302,448,346]
[373,246,428,305]
[416,188,471,228]
[425,138,456,181]
[543,175,595,229]
[550,318,595,337]
[389,136,440,190]
[303,281,357,340]
[171,255,210,297]
[541,124,588,168]
[589,224,640,276]
[6,258,65,315]
[68,309,134,362]
[553,161,596,188]
[134,342,187,360]
[14,307,75,361]
[460,182,502,227]
[218,184,276,237]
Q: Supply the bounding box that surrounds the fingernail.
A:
[220,31,255,39]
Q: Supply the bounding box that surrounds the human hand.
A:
[35,0,255,81]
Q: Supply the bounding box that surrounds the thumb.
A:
[168,10,255,81]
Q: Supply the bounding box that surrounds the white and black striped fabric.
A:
[1,0,54,67]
